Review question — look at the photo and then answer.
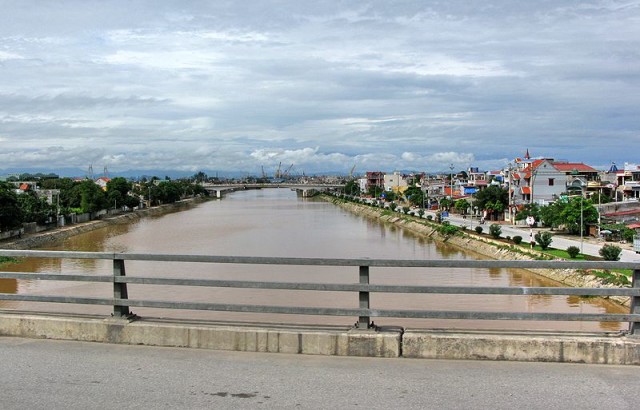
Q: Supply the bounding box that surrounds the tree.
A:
[489,223,502,239]
[404,186,424,207]
[454,199,470,215]
[344,179,359,196]
[567,246,580,258]
[558,197,598,235]
[17,191,53,224]
[474,186,508,220]
[0,181,23,230]
[516,203,542,223]
[535,231,553,250]
[599,244,622,261]
[78,180,107,213]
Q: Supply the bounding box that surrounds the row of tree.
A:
[346,180,605,237]
[0,176,209,231]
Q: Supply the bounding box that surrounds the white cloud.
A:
[0,1,639,175]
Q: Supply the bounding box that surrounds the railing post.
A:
[358,265,370,329]
[113,258,131,318]
[631,269,640,336]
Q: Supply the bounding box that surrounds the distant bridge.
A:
[201,183,344,198]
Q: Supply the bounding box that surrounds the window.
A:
[548,178,554,186]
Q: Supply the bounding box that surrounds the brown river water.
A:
[0,188,626,331]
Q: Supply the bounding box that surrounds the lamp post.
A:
[449,163,454,206]
[507,163,513,225]
[580,183,584,253]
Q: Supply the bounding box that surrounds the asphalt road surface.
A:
[2,337,639,409]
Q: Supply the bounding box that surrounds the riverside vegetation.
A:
[325,193,632,306]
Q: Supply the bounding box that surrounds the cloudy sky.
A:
[1,1,639,176]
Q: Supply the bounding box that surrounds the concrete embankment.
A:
[1,312,639,364]
[325,197,631,307]
[0,199,206,251]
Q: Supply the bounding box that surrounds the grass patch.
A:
[0,256,18,265]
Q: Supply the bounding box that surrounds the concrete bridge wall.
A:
[1,312,638,365]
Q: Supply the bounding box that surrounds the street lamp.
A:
[449,163,454,206]
[507,163,513,225]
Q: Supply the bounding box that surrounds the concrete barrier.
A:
[402,329,640,365]
[0,312,401,358]
[1,312,639,364]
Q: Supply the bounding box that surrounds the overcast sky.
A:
[1,1,639,176]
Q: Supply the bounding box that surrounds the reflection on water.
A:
[2,188,628,332]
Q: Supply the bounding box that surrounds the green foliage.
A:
[599,244,622,261]
[438,197,452,210]
[17,191,53,224]
[474,186,508,220]
[78,180,107,213]
[0,181,23,230]
[437,221,459,236]
[343,179,359,196]
[389,202,397,211]
[539,197,598,234]
[475,226,483,234]
[515,203,542,222]
[512,235,522,245]
[454,199,470,214]
[404,186,424,207]
[402,206,411,214]
[566,246,580,258]
[489,223,502,239]
[534,231,553,250]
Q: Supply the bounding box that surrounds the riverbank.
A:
[0,197,209,251]
[324,196,631,307]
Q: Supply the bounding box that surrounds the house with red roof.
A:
[512,157,599,205]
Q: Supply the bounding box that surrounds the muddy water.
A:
[1,188,626,331]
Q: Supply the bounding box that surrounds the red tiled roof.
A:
[627,223,640,229]
[602,209,640,217]
[521,186,531,194]
[552,163,598,172]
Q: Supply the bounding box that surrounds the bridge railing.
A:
[1,250,639,335]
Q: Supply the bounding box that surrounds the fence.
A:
[1,250,639,335]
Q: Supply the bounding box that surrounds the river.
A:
[0,188,626,331]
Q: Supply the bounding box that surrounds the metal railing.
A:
[1,250,639,335]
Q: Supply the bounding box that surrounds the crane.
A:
[283,164,294,178]
[275,162,282,179]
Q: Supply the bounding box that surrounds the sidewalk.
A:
[432,212,640,263]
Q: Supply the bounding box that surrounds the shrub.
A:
[437,221,459,236]
[475,226,483,234]
[506,236,511,241]
[418,210,425,218]
[512,235,522,245]
[402,206,411,214]
[489,224,502,239]
[566,246,580,258]
[426,215,433,221]
[599,244,622,261]
[534,231,553,250]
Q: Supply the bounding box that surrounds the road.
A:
[1,337,639,409]
[435,212,640,263]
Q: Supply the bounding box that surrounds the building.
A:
[512,157,599,205]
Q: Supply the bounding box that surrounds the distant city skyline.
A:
[1,1,639,175]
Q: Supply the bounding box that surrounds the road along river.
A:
[0,188,626,332]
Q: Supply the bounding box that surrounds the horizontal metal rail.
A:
[1,250,639,333]
[0,294,638,322]
[2,272,640,297]
[1,249,639,270]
